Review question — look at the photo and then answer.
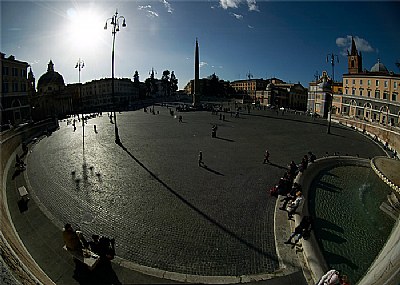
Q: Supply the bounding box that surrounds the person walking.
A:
[263,150,270,164]
[198,151,203,167]
[284,215,313,244]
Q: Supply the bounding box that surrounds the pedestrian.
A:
[263,150,270,164]
[62,223,87,255]
[316,269,349,285]
[179,115,183,123]
[287,191,303,219]
[284,215,313,244]
[198,151,203,166]
[308,151,316,163]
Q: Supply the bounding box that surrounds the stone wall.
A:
[0,120,57,285]
[333,117,400,157]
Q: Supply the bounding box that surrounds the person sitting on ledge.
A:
[62,223,87,255]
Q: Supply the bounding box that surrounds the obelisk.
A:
[193,38,200,106]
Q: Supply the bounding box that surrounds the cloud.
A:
[161,0,173,13]
[231,13,243,19]
[248,25,254,29]
[247,0,259,11]
[219,0,259,11]
[336,35,374,55]
[200,61,208,68]
[220,0,242,9]
[138,5,159,18]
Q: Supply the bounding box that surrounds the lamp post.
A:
[104,10,126,145]
[326,53,339,134]
[75,58,85,152]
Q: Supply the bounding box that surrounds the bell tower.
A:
[347,37,362,74]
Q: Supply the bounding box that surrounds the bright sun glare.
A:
[66,7,105,52]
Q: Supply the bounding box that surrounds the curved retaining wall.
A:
[0,120,57,285]
[296,156,400,285]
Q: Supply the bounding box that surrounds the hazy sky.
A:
[2,1,400,89]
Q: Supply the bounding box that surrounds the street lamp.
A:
[326,53,339,134]
[75,58,85,152]
[104,9,126,145]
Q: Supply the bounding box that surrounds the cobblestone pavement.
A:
[23,106,384,277]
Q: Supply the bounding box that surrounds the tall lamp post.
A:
[326,53,339,134]
[104,10,126,145]
[75,58,85,152]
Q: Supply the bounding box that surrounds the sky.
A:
[1,0,400,90]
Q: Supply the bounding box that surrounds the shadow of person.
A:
[201,164,224,176]
[73,258,121,285]
[17,198,29,213]
[316,217,344,234]
[215,136,235,142]
[323,250,358,270]
[269,163,288,170]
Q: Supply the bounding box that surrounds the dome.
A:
[370,59,389,74]
[37,60,65,89]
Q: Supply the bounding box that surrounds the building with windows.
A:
[341,38,400,126]
[255,78,308,110]
[0,53,32,126]
[230,78,269,101]
[308,71,343,117]
[79,78,140,111]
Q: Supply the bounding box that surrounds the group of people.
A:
[63,223,115,261]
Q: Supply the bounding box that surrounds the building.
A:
[254,78,308,110]
[341,37,400,126]
[231,79,269,101]
[79,78,140,111]
[308,71,343,117]
[0,53,32,126]
[31,60,73,120]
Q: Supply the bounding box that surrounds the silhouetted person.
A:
[198,151,203,166]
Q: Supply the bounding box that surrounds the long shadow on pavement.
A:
[118,142,279,263]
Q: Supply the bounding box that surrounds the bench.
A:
[63,245,100,270]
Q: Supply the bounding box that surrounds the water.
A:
[309,165,395,284]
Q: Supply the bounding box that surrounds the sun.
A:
[65,7,106,52]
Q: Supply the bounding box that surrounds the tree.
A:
[170,71,178,95]
[161,70,170,97]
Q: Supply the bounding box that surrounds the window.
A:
[13,82,18,92]
[2,81,9,93]
[352,88,355,95]
[394,82,398,89]
[3,66,9,75]
[376,80,379,87]
[383,92,388,100]
[352,79,356,85]
[360,79,363,85]
[375,90,380,99]
[367,90,371,97]
[359,89,363,96]
[345,79,348,85]
[368,80,371,86]
[384,81,388,88]
[392,93,398,101]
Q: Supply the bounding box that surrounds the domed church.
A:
[37,60,65,94]
[31,60,72,120]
